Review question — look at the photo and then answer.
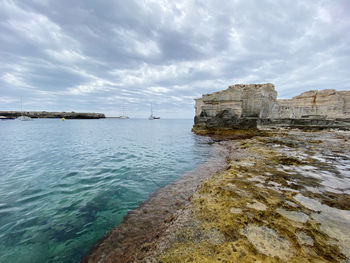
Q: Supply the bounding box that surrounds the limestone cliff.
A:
[195,83,277,119]
[272,89,350,119]
[193,84,350,134]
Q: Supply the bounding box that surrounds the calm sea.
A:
[0,118,211,263]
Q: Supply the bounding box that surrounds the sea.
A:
[0,118,212,263]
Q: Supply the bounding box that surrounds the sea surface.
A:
[0,118,211,263]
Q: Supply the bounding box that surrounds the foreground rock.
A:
[0,111,105,119]
[82,130,350,262]
[81,143,229,263]
[193,84,350,135]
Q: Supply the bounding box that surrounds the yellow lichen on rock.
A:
[158,133,347,263]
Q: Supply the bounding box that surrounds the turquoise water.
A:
[0,119,211,263]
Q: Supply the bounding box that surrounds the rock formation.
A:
[0,111,105,119]
[193,84,350,134]
[271,89,350,119]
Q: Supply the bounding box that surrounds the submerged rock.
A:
[276,208,309,223]
[241,225,293,259]
[296,231,314,246]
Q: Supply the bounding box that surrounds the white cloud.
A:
[67,79,114,95]
[113,27,161,58]
[45,49,86,63]
[0,96,17,104]
[147,87,170,93]
[1,72,32,88]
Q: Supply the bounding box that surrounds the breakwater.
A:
[0,111,105,119]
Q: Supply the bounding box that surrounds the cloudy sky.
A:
[0,0,349,118]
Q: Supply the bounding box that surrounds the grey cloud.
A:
[0,0,349,118]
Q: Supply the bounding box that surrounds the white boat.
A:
[16,96,32,121]
[116,104,129,119]
[16,116,32,121]
[148,103,160,120]
[0,116,14,120]
[119,116,129,119]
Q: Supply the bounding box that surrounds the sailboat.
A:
[116,104,129,119]
[16,97,32,121]
[148,103,160,120]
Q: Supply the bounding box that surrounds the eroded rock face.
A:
[193,84,350,134]
[272,89,350,118]
[194,83,277,119]
[193,84,277,134]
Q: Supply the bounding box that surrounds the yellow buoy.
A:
[61,118,65,121]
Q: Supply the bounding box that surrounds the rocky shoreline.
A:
[81,141,229,263]
[81,129,350,263]
[0,111,105,119]
[82,84,350,262]
[192,84,350,134]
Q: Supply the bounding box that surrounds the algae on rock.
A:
[158,131,350,263]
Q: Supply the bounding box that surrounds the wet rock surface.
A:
[81,144,229,263]
[83,129,350,263]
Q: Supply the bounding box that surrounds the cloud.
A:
[0,0,349,117]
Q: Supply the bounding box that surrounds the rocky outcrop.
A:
[194,83,277,119]
[0,111,105,119]
[193,84,350,134]
[271,89,350,119]
[193,84,277,134]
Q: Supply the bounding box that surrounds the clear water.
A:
[0,119,211,263]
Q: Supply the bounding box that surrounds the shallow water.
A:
[0,119,211,263]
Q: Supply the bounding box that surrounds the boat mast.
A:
[20,96,23,116]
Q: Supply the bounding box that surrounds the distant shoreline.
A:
[0,111,105,119]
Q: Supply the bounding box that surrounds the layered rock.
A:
[0,111,105,119]
[193,84,350,134]
[193,84,277,134]
[271,89,350,119]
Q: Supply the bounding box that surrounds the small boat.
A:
[148,115,160,120]
[0,116,14,120]
[116,104,129,119]
[16,116,32,121]
[148,103,160,120]
[16,97,32,121]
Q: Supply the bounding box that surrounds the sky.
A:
[0,0,349,118]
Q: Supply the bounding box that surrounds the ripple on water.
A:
[0,119,211,263]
